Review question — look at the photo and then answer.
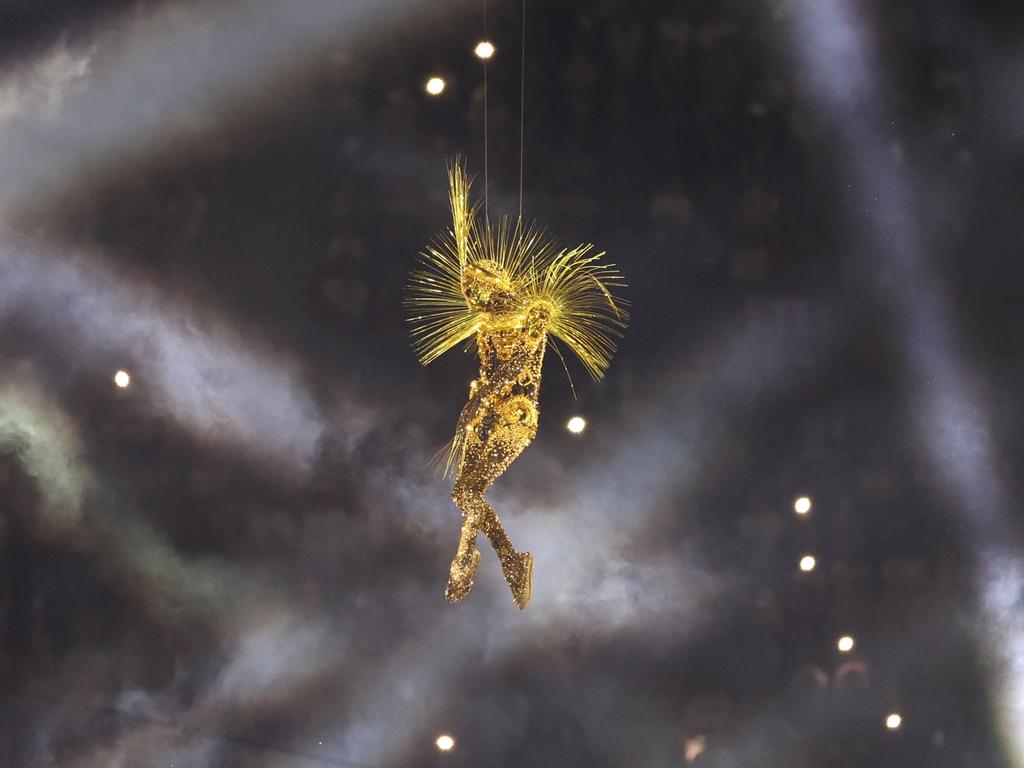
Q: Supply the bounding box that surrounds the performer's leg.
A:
[446,481,520,599]
[473,497,533,610]
[447,400,536,608]
[445,487,482,603]
[451,482,532,609]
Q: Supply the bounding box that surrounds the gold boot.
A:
[505,552,534,610]
[444,548,481,603]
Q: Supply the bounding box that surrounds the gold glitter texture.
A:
[406,162,628,609]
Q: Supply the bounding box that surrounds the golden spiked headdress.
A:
[405,162,628,380]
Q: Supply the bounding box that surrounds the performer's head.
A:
[462,260,517,313]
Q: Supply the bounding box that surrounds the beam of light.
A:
[0,2,452,758]
[0,376,277,623]
[0,378,370,766]
[0,241,326,475]
[0,0,449,216]
[0,369,89,533]
[566,415,586,434]
[781,2,1023,763]
[0,1,453,476]
[0,319,507,766]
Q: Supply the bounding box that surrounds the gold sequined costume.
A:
[406,163,627,609]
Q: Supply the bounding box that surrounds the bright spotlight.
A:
[794,496,812,515]
[837,635,855,653]
[435,734,455,752]
[799,555,816,572]
[886,713,902,730]
[474,40,496,60]
[114,369,131,389]
[567,416,587,434]
[425,76,446,96]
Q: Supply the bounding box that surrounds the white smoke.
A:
[0,242,326,476]
[0,39,94,128]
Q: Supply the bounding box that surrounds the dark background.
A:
[0,0,1023,765]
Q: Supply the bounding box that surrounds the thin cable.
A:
[483,0,489,224]
[518,0,526,221]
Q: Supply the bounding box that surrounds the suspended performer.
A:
[405,163,628,609]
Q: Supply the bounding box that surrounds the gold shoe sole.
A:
[514,552,534,610]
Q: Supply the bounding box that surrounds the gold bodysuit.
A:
[406,163,627,609]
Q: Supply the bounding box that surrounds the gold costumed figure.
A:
[406,163,628,609]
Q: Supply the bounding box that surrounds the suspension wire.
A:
[518,0,526,221]
[483,0,489,224]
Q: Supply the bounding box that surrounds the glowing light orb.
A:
[799,555,816,572]
[837,635,855,653]
[474,41,496,60]
[684,735,706,763]
[425,76,446,96]
[435,734,455,752]
[114,370,131,389]
[794,496,812,515]
[886,713,902,730]
[567,416,587,434]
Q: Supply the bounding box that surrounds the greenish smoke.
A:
[0,372,89,534]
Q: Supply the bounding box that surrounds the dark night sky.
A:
[1,1,1024,766]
